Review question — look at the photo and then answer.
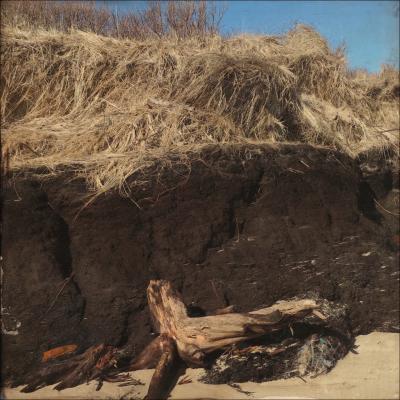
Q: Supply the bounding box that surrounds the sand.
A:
[2,332,399,400]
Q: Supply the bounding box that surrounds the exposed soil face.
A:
[1,144,399,382]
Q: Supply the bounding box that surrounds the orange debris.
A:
[42,344,78,362]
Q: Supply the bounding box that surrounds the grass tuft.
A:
[1,23,399,197]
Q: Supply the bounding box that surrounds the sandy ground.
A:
[3,332,399,400]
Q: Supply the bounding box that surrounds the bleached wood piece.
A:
[147,279,318,365]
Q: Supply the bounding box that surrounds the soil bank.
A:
[1,144,399,382]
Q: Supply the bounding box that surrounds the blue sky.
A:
[103,1,399,72]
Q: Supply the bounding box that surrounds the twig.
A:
[287,168,304,175]
[235,216,240,242]
[374,199,399,216]
[43,272,75,317]
[102,99,124,112]
[228,383,254,397]
[299,160,311,169]
[374,128,399,133]
[210,280,224,307]
[178,375,192,385]
[13,179,22,202]
[118,378,145,387]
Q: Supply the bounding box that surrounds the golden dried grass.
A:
[1,24,399,198]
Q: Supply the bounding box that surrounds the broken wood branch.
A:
[145,334,182,400]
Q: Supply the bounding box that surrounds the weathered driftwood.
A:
[134,280,321,399]
[146,279,318,366]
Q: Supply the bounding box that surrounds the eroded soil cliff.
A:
[2,144,399,381]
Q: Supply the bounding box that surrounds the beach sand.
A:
[3,332,399,400]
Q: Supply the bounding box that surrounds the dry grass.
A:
[1,23,399,198]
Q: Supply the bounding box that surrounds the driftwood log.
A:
[146,280,318,365]
[135,279,320,399]
[21,280,323,399]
